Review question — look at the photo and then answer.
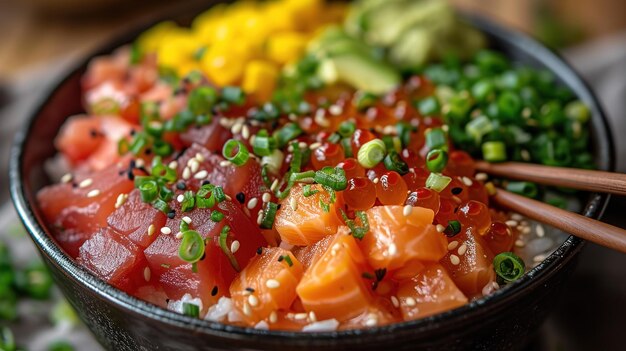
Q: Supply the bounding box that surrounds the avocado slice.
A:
[318,53,401,94]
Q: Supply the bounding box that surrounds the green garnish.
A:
[506,181,538,198]
[278,255,294,267]
[188,86,217,116]
[443,220,461,237]
[425,172,452,192]
[219,226,240,271]
[260,202,278,229]
[426,149,449,173]
[313,167,348,191]
[221,86,246,105]
[178,230,205,263]
[274,123,303,148]
[252,129,277,156]
[340,210,370,240]
[383,150,409,175]
[425,128,447,150]
[338,121,356,137]
[357,138,386,168]
[302,185,319,197]
[482,141,507,162]
[211,210,224,222]
[182,302,200,318]
[181,191,195,212]
[493,252,525,283]
[222,139,250,166]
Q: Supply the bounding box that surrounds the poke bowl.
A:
[9,0,613,350]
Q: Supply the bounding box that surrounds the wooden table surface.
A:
[0,0,624,81]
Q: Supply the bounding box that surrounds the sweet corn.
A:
[242,60,278,102]
[267,32,309,65]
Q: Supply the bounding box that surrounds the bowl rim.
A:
[8,9,615,343]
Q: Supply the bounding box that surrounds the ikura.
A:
[311,142,345,170]
[405,187,440,214]
[343,177,377,210]
[458,201,492,236]
[484,221,516,254]
[337,158,365,179]
[445,151,476,178]
[435,198,458,226]
[376,171,409,205]
[401,149,423,169]
[402,167,429,191]
[439,178,469,203]
[351,129,376,154]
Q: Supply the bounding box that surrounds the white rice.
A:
[302,319,340,332]
[167,293,203,315]
[204,297,233,322]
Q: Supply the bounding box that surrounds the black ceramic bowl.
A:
[9,7,614,351]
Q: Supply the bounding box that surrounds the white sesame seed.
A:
[511,213,523,221]
[248,294,259,307]
[135,159,145,168]
[243,303,252,316]
[189,159,200,173]
[262,193,271,203]
[175,232,183,239]
[79,178,93,188]
[143,267,151,282]
[177,194,185,203]
[219,160,231,167]
[388,243,398,256]
[182,167,191,180]
[308,311,317,322]
[536,225,545,237]
[329,105,343,116]
[219,118,233,128]
[522,226,531,234]
[436,224,446,233]
[405,297,416,307]
[475,172,488,181]
[289,197,297,211]
[457,244,468,256]
[242,125,250,139]
[247,198,259,209]
[314,109,330,127]
[294,313,308,320]
[231,122,243,134]
[391,296,400,308]
[194,170,208,179]
[462,177,473,187]
[309,142,322,150]
[160,227,172,235]
[168,161,179,169]
[533,254,546,263]
[402,205,413,217]
[448,241,459,250]
[450,254,461,266]
[515,239,526,248]
[60,173,73,184]
[86,189,100,198]
[269,311,278,323]
[521,149,531,161]
[270,179,279,192]
[256,211,264,225]
[365,316,378,327]
[114,193,128,209]
[441,124,449,132]
[266,279,280,289]
[231,240,240,254]
[505,220,518,227]
[224,194,232,201]
[182,216,192,224]
[382,125,396,135]
[148,224,155,236]
[373,178,379,184]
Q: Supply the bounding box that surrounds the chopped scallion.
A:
[357,139,386,168]
[222,139,250,166]
[425,173,452,192]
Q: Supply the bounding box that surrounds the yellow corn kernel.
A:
[242,60,278,102]
[137,21,179,54]
[201,42,252,86]
[282,0,323,31]
[266,32,308,65]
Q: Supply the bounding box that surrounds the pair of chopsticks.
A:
[475,161,626,254]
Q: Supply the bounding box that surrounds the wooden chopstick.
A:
[492,189,626,254]
[475,161,626,196]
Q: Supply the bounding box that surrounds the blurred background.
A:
[0,0,624,350]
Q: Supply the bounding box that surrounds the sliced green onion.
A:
[383,151,409,175]
[152,198,170,213]
[181,191,195,212]
[0,327,15,351]
[219,226,240,271]
[14,263,53,300]
[338,121,356,137]
[138,180,158,203]
[290,170,316,183]
[493,252,525,283]
[289,142,303,174]
[180,219,189,233]
[426,149,449,173]
[188,86,218,116]
[340,210,369,240]
[274,123,302,148]
[466,115,494,143]
[302,185,319,197]
[153,139,173,156]
[506,181,538,198]
[326,133,341,144]
[145,120,164,138]
[482,141,507,162]
[341,137,353,157]
[117,138,130,155]
[443,220,461,237]
[159,185,174,202]
[396,122,414,148]
[314,167,348,191]
[261,149,284,175]
[261,164,272,188]
[564,100,590,123]
[417,96,440,116]
[260,202,278,229]
[222,139,250,166]
[196,184,216,209]
[353,91,377,111]
[252,129,277,156]
[382,135,402,154]
[48,340,75,351]
[471,80,495,103]
[140,101,160,123]
[178,230,205,263]
[279,255,294,267]
[221,86,245,105]
[182,302,200,318]
[425,173,452,192]
[129,133,148,155]
[357,139,386,168]
[425,128,447,150]
[211,210,224,222]
[214,186,226,203]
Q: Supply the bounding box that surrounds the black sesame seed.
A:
[167,211,176,219]
[211,286,218,296]
[277,256,284,262]
[245,287,255,293]
[454,206,459,213]
[145,148,152,155]
[202,180,211,186]
[235,192,245,204]
[176,182,186,190]
[72,183,78,188]
[130,159,136,169]
[276,204,282,210]
[127,171,135,181]
[256,247,263,255]
[90,129,99,138]
[451,187,463,195]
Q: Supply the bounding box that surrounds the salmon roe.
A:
[405,187,440,214]
[458,200,492,235]
[343,177,377,210]
[311,142,345,170]
[375,171,409,205]
[351,129,376,154]
[338,158,365,179]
